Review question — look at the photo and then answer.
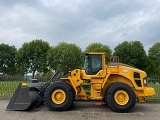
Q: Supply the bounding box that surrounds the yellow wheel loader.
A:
[7,52,156,112]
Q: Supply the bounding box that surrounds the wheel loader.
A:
[6,52,156,112]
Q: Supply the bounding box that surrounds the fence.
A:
[0,76,160,101]
[147,77,160,101]
[0,75,49,99]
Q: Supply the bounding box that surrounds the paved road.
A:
[0,100,160,120]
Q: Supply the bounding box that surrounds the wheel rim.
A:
[51,89,66,104]
[114,90,129,105]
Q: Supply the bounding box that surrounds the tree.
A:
[16,39,50,78]
[47,42,83,72]
[0,43,17,75]
[113,41,148,71]
[85,42,112,61]
[148,42,160,77]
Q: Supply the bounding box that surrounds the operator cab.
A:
[83,53,104,75]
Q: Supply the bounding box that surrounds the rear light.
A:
[144,78,148,87]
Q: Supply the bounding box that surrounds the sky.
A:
[0,0,160,52]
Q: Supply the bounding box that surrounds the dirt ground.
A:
[0,100,160,120]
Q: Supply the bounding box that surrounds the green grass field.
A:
[0,81,160,101]
[0,81,21,98]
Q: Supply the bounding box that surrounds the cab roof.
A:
[85,52,106,55]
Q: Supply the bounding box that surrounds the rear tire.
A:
[106,82,136,113]
[44,81,74,111]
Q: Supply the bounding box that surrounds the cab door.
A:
[85,54,102,75]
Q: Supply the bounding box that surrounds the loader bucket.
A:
[6,69,62,111]
[6,83,43,111]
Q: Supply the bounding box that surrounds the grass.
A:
[0,81,22,98]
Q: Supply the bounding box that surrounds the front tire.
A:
[44,81,74,111]
[105,82,136,113]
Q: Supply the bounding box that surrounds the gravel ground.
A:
[0,100,160,120]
